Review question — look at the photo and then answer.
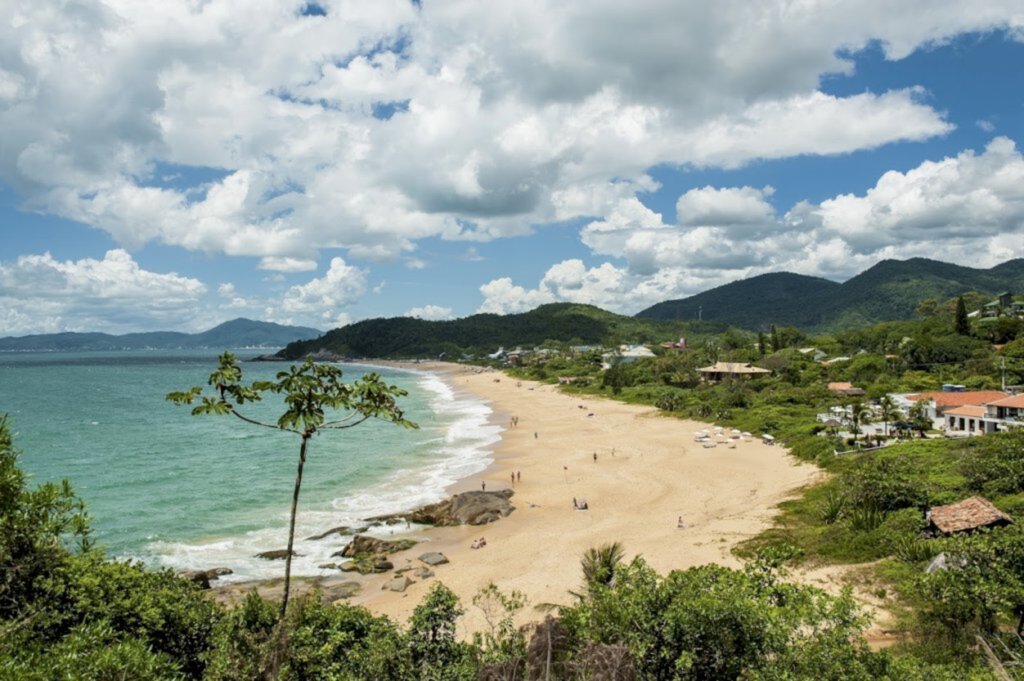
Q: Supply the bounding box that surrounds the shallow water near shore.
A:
[0,351,500,580]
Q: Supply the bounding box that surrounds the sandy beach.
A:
[216,362,822,635]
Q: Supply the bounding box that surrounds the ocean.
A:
[0,350,500,581]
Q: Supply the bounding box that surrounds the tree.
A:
[876,395,898,438]
[848,401,872,441]
[907,400,932,438]
[955,296,970,335]
[580,542,625,595]
[168,353,416,617]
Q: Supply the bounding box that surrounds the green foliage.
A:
[580,542,625,595]
[407,583,476,679]
[961,429,1024,496]
[471,583,528,675]
[844,456,929,512]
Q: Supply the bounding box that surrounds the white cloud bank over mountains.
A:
[479,137,1024,314]
[1,0,1024,330]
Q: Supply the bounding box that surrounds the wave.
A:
[143,368,502,581]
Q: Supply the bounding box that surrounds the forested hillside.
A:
[279,303,726,359]
[637,257,1024,331]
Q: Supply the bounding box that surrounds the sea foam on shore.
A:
[146,368,502,581]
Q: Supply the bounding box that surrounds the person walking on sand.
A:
[511,472,515,486]
[573,497,578,509]
[534,431,538,439]
[517,470,521,482]
[481,481,486,492]
[593,452,597,462]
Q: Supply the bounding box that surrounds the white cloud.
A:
[481,137,1024,314]
[280,256,367,322]
[406,304,454,320]
[4,0,1017,265]
[0,249,206,334]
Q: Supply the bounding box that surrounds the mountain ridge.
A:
[637,257,1024,331]
[0,318,323,352]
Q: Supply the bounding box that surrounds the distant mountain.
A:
[636,258,1024,331]
[278,303,723,359]
[0,319,322,352]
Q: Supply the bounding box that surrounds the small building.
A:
[660,337,687,350]
[827,382,866,397]
[927,496,1012,535]
[601,344,655,370]
[698,361,771,382]
[986,394,1024,422]
[945,405,993,435]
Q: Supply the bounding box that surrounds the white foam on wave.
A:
[145,367,502,581]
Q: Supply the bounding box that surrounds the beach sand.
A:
[214,363,824,636]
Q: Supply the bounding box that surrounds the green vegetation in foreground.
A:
[0,412,1000,679]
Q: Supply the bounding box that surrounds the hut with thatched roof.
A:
[926,496,1012,536]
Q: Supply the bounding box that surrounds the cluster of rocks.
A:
[370,489,515,527]
[379,552,450,593]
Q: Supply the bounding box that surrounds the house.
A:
[944,405,992,434]
[980,291,1024,318]
[942,393,1024,435]
[927,496,1012,535]
[660,337,687,350]
[985,394,1024,424]
[698,361,770,382]
[905,390,1009,419]
[827,382,866,397]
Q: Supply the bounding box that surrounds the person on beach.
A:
[573,497,578,509]
[511,472,515,486]
[534,432,538,439]
[593,452,597,462]
[517,470,521,482]
[481,481,486,492]
[677,516,688,529]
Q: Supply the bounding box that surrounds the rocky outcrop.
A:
[322,582,361,601]
[383,575,413,592]
[332,535,417,559]
[371,490,515,527]
[177,567,233,589]
[418,552,449,566]
[255,549,299,560]
[307,525,363,541]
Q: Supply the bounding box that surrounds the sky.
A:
[2,1,1024,335]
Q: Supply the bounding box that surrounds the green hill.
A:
[0,318,322,352]
[636,258,1024,331]
[278,303,725,359]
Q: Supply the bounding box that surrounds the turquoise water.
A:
[0,351,500,580]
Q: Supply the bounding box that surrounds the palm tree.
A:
[580,542,625,594]
[876,395,898,438]
[849,401,873,442]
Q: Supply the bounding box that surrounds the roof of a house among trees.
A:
[928,496,1012,534]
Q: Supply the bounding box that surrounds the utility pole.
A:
[1002,358,1007,392]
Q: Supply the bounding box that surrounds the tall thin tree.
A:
[168,352,416,617]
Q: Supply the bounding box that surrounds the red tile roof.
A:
[988,394,1024,409]
[907,391,1008,409]
[929,496,1012,534]
[828,382,853,391]
[944,405,988,418]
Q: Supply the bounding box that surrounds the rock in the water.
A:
[178,571,211,589]
[418,551,449,566]
[371,490,515,527]
[335,534,416,559]
[340,562,360,572]
[383,575,413,592]
[414,567,434,579]
[256,549,299,560]
[323,581,361,601]
[319,563,340,570]
[306,526,352,541]
[207,567,233,578]
[373,560,394,573]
